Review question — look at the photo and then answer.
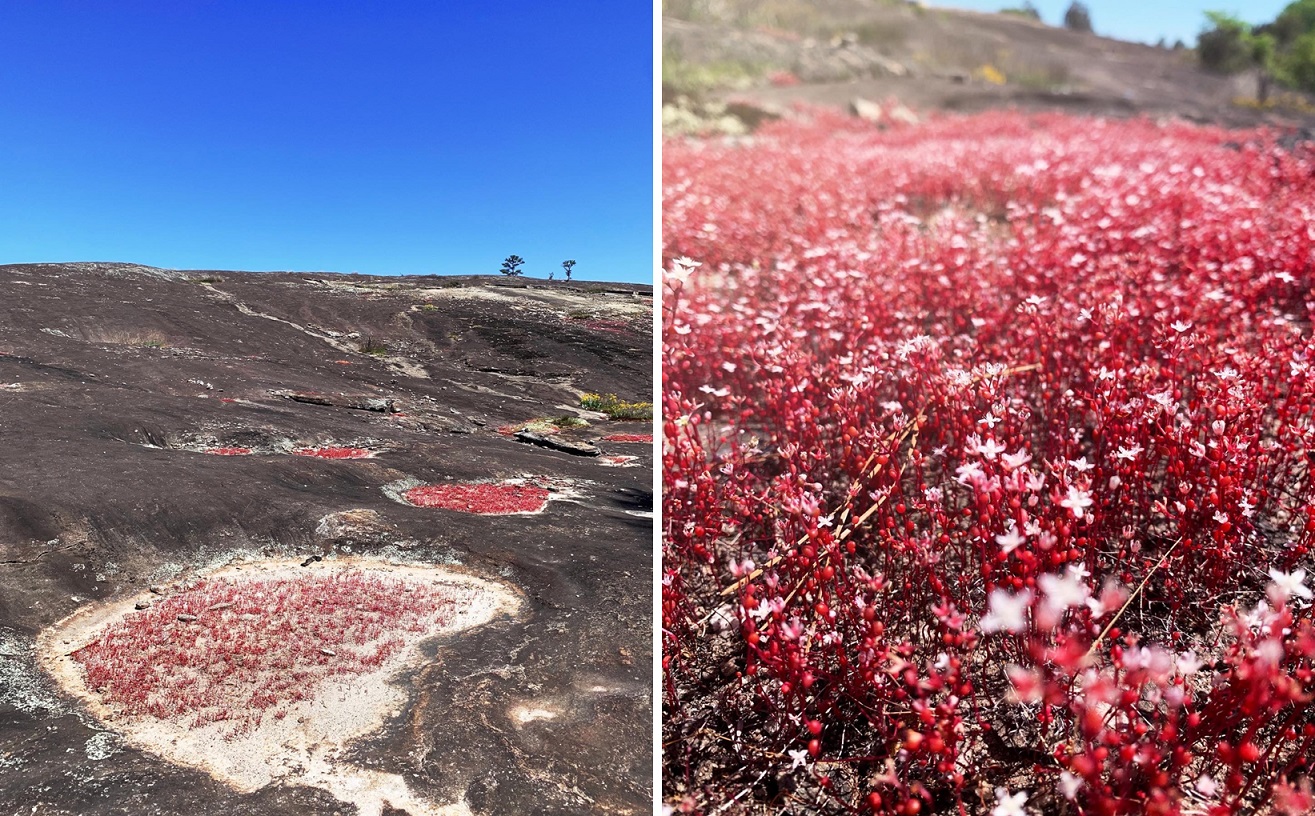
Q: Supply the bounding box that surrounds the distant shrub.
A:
[1001,2,1041,21]
[1279,30,1315,91]
[580,392,654,420]
[1063,0,1092,32]
[1199,11,1257,73]
[357,335,388,356]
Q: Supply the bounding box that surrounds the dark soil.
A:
[0,262,653,815]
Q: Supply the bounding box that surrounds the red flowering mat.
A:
[73,570,470,732]
[402,482,550,514]
[292,446,373,459]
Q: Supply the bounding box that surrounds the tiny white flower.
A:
[1039,565,1092,617]
[956,462,986,485]
[787,748,810,771]
[1058,772,1082,801]
[1148,389,1174,407]
[1001,449,1032,471]
[1059,486,1094,519]
[1177,651,1203,675]
[1115,444,1142,461]
[1244,599,1276,630]
[667,257,701,285]
[1068,456,1094,473]
[995,527,1026,555]
[980,589,1033,633]
[992,788,1030,816]
[729,558,755,578]
[1268,567,1313,601]
[1195,774,1218,798]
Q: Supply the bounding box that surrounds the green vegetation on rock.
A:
[1199,1,1315,99]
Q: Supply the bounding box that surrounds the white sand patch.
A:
[38,557,522,815]
[510,705,560,724]
[417,284,651,318]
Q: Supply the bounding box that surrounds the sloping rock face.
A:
[0,263,653,815]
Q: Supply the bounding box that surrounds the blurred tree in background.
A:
[1063,2,1093,33]
[1200,1,1315,97]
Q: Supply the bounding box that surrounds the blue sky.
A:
[0,2,653,282]
[931,1,1289,45]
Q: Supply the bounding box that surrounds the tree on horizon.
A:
[500,255,525,276]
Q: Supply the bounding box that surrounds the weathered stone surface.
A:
[0,262,653,815]
[514,431,602,457]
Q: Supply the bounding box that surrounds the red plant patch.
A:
[402,482,550,514]
[603,433,653,444]
[664,109,1315,813]
[584,319,631,334]
[203,447,252,456]
[599,455,639,467]
[292,446,373,459]
[73,570,473,734]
